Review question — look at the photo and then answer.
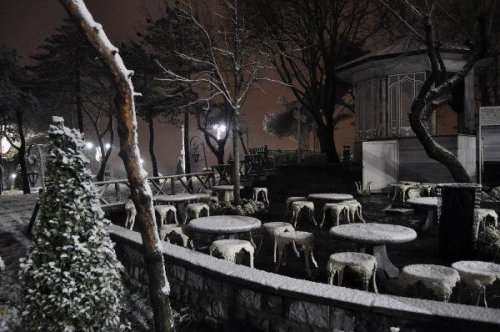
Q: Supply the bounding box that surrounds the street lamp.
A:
[85,141,94,150]
[212,123,227,140]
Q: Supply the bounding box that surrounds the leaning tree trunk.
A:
[409,101,471,183]
[148,115,159,177]
[59,1,174,331]
[232,107,241,205]
[16,108,30,194]
[406,14,488,184]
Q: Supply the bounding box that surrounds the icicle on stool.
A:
[284,196,307,218]
[252,187,270,207]
[321,202,349,227]
[289,201,316,228]
[261,222,295,263]
[327,252,378,292]
[344,200,365,223]
[275,231,318,277]
[209,239,255,268]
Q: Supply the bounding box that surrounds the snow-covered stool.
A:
[124,200,137,230]
[420,183,436,196]
[185,203,210,223]
[284,196,307,217]
[344,200,365,223]
[159,224,191,248]
[154,205,178,226]
[327,252,378,292]
[474,209,498,240]
[209,239,255,268]
[389,183,414,202]
[253,187,270,207]
[289,201,316,228]
[451,260,500,307]
[321,202,349,227]
[261,222,295,263]
[400,264,460,302]
[275,231,318,277]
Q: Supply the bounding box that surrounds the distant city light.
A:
[10,173,16,179]
[139,158,144,165]
[85,142,94,149]
[105,143,111,150]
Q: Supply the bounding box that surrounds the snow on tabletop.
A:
[187,215,261,233]
[329,223,417,244]
[406,197,438,206]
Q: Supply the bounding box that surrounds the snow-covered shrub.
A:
[19,118,125,331]
[476,226,500,263]
[209,199,265,216]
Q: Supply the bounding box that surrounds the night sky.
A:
[0,0,354,176]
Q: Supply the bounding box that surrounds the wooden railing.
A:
[94,171,215,205]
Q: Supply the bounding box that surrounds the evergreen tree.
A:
[19,117,124,331]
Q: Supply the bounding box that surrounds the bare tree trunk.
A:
[233,107,241,204]
[183,111,191,174]
[148,115,159,177]
[96,115,114,181]
[316,122,339,163]
[58,1,173,331]
[16,108,30,194]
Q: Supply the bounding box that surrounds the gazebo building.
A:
[336,38,480,191]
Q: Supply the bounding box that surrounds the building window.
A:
[356,78,382,140]
[388,72,425,136]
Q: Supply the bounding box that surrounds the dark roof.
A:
[336,37,469,73]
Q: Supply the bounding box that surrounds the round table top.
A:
[187,215,261,234]
[213,185,244,191]
[329,223,417,245]
[308,193,353,202]
[451,261,500,278]
[406,197,439,207]
[154,193,199,203]
[401,264,460,282]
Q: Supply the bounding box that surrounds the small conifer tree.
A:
[19,117,124,331]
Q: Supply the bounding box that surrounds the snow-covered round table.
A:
[308,193,354,202]
[329,223,417,279]
[451,260,500,307]
[186,215,261,249]
[406,197,439,232]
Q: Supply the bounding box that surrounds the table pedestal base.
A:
[421,209,435,232]
[363,244,399,279]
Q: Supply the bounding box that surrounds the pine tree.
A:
[19,117,124,331]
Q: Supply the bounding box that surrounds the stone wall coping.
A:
[109,224,500,327]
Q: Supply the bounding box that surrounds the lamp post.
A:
[189,135,208,170]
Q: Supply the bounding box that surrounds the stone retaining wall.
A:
[109,225,500,332]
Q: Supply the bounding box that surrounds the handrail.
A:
[95,171,215,205]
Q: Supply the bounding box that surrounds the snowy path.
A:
[0,194,38,306]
